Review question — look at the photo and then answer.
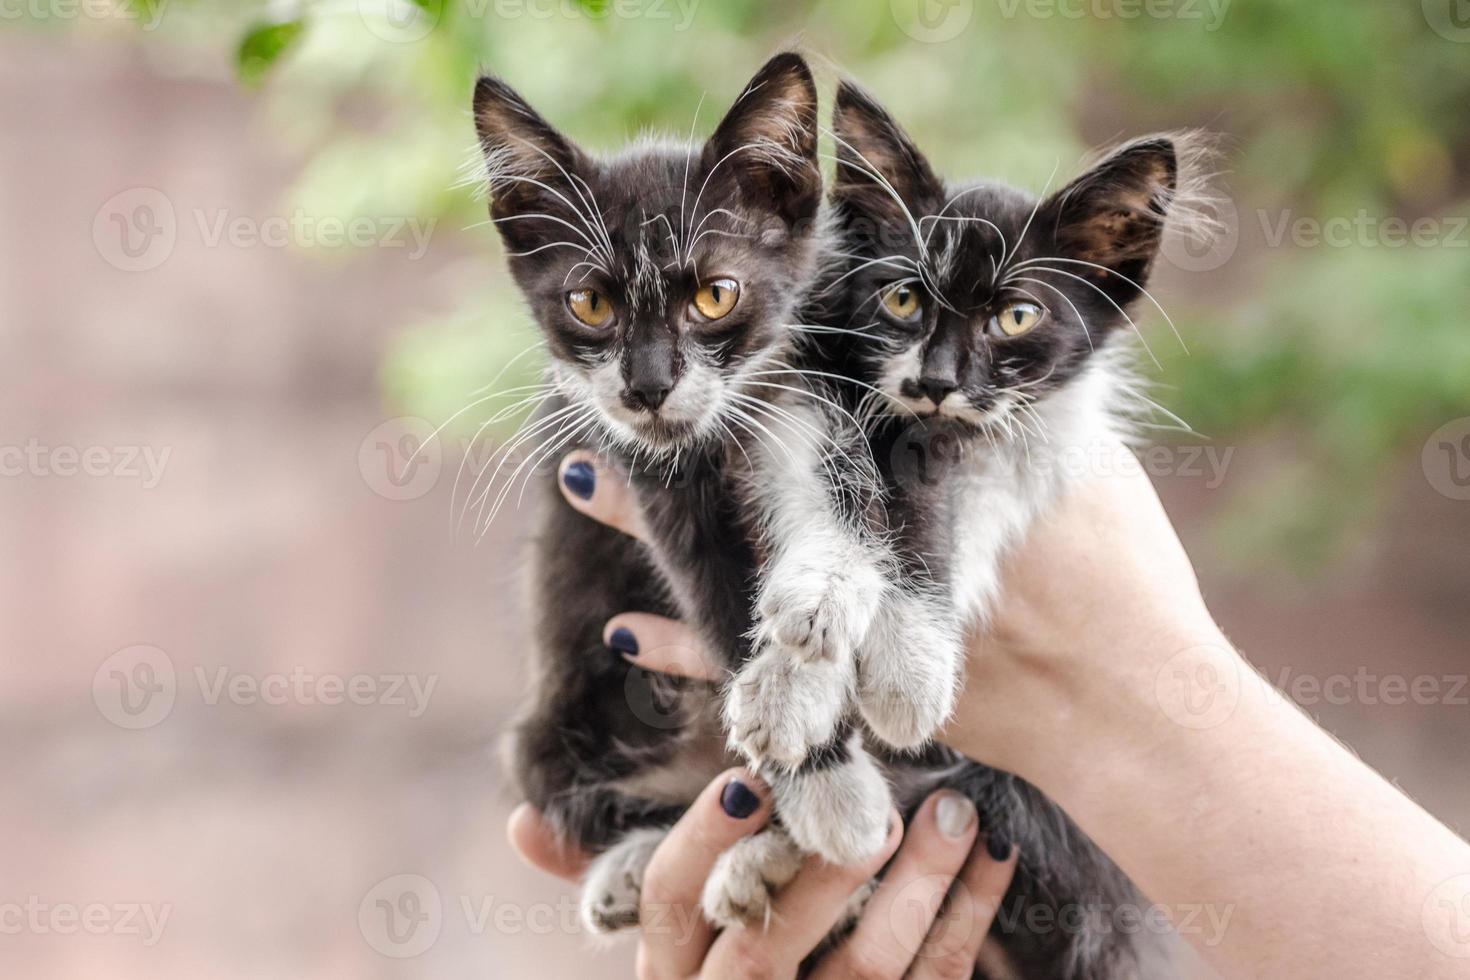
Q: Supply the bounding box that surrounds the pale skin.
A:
[511,445,1470,979]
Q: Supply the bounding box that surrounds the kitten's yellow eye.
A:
[881,283,922,321]
[991,302,1043,337]
[692,278,740,321]
[566,288,613,328]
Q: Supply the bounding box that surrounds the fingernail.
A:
[607,627,638,657]
[720,779,761,819]
[562,460,595,501]
[985,832,1013,862]
[935,791,977,839]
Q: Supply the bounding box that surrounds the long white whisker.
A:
[508,135,614,262]
[999,160,1059,270]
[1008,276,1094,352]
[460,403,581,532]
[1015,266,1159,368]
[1009,255,1188,354]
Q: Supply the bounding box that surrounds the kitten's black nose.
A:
[628,382,672,411]
[919,377,957,406]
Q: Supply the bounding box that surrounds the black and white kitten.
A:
[802,82,1213,977]
[476,55,958,934]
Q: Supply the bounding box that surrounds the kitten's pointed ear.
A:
[702,52,821,226]
[1041,137,1178,304]
[830,81,942,230]
[472,76,588,252]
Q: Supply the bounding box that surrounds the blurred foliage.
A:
[13,0,1469,566]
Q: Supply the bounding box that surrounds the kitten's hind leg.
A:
[767,728,892,866]
[580,826,667,935]
[701,827,803,930]
[856,589,962,751]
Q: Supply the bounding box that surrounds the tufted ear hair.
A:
[701,52,821,227]
[472,76,592,255]
[830,80,943,233]
[1040,137,1178,305]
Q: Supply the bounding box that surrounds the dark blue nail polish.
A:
[720,779,761,819]
[985,833,1012,862]
[562,461,595,501]
[607,627,639,657]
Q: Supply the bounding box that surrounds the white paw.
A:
[701,830,802,930]
[580,827,664,935]
[724,650,850,768]
[857,593,962,750]
[757,555,886,664]
[771,745,892,865]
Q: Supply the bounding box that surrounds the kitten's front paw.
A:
[771,746,892,865]
[579,828,664,935]
[724,650,849,768]
[701,830,802,930]
[857,593,962,750]
[758,557,886,664]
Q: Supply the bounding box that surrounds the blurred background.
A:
[3,0,1469,976]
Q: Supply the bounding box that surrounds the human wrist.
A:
[964,603,1233,796]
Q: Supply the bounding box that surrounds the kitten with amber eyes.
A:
[798,83,1216,978]
[478,55,962,937]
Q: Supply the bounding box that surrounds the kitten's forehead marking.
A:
[629,225,666,319]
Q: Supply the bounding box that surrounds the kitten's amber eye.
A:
[990,302,1043,337]
[566,288,613,328]
[692,278,739,321]
[881,283,922,321]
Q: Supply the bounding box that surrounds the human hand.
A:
[509,773,1017,979]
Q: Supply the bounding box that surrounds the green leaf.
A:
[236,19,306,88]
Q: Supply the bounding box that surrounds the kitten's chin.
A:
[597,406,710,454]
[630,414,702,449]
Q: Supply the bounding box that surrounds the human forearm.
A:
[989,620,1470,978]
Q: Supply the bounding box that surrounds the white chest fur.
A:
[949,344,1135,623]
